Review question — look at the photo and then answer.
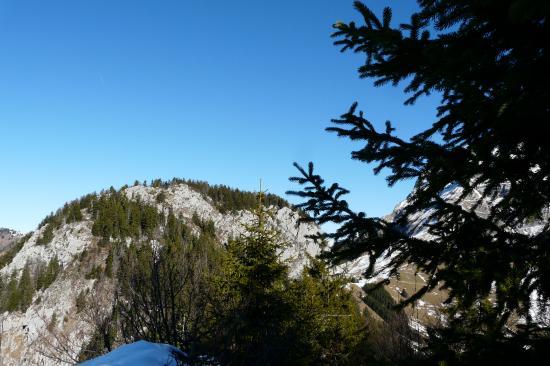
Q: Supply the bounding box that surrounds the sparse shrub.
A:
[75,290,87,313]
[85,265,103,280]
[36,224,55,245]
[104,250,114,278]
[156,191,167,203]
[48,312,57,332]
[36,257,61,291]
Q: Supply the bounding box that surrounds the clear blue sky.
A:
[0,0,439,232]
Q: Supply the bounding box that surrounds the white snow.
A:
[409,318,428,337]
[80,341,187,366]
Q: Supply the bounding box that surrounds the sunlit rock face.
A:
[0,182,320,366]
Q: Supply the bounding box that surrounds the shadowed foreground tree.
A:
[289,1,550,364]
[116,231,221,361]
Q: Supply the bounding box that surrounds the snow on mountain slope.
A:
[0,182,320,366]
[341,182,549,329]
[342,182,546,281]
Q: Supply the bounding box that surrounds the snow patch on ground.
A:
[409,318,428,337]
[80,341,187,366]
[339,250,396,283]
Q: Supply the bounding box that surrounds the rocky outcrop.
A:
[0,183,320,366]
[0,228,22,254]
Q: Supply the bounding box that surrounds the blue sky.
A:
[0,0,439,232]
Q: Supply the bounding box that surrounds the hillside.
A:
[341,182,550,334]
[5,180,543,365]
[0,180,320,366]
[0,228,22,255]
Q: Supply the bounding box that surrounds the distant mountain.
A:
[342,182,549,334]
[0,228,22,254]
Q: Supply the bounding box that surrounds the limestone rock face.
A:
[0,183,320,366]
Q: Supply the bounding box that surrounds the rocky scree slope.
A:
[0,181,320,366]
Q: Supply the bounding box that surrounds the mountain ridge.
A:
[4,180,545,365]
[0,180,320,366]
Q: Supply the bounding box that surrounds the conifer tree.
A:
[214,191,293,364]
[129,204,142,237]
[19,263,34,311]
[287,257,368,365]
[289,0,550,363]
[36,223,55,245]
[5,274,20,312]
[36,256,60,290]
[66,202,83,223]
[214,191,368,365]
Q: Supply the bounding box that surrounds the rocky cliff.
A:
[0,181,320,366]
